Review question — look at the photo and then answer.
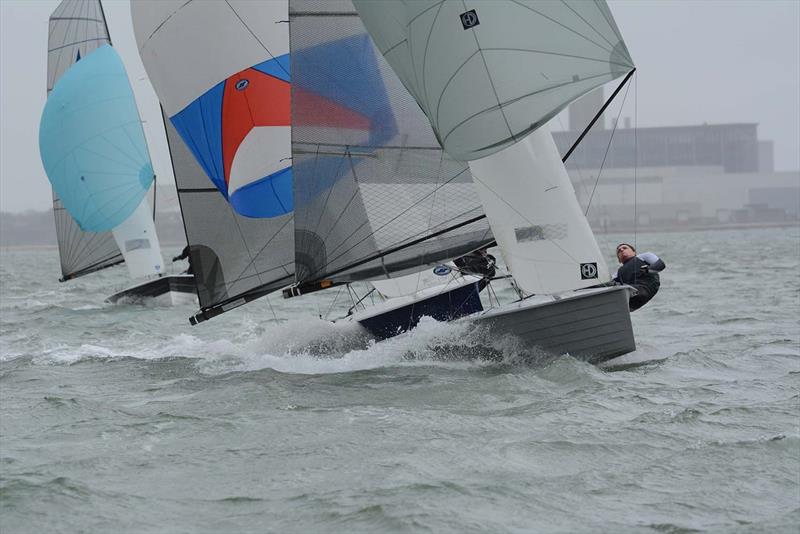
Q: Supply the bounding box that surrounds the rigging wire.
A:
[324,286,345,320]
[583,76,633,217]
[265,294,278,323]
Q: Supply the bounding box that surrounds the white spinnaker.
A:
[111,198,165,280]
[468,127,608,295]
[353,0,633,160]
[131,0,288,116]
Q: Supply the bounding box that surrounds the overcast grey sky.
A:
[1,0,798,213]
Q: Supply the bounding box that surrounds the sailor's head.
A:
[616,243,636,263]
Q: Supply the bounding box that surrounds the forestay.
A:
[290,0,493,286]
[45,0,121,280]
[132,1,295,321]
[353,0,634,161]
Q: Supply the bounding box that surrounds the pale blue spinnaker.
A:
[39,44,153,233]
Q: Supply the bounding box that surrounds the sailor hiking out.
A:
[613,243,665,311]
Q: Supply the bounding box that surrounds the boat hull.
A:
[471,285,635,364]
[106,274,196,305]
[356,280,484,340]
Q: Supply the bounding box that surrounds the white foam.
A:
[22,311,531,373]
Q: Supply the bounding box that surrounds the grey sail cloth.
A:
[47,0,122,280]
[353,0,634,161]
[164,118,294,312]
[290,0,493,285]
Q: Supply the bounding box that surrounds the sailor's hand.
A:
[172,255,179,262]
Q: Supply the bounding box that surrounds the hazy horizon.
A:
[1,0,798,213]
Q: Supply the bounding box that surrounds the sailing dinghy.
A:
[39,0,195,305]
[351,0,637,362]
[131,0,494,331]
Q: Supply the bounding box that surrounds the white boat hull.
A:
[469,285,635,364]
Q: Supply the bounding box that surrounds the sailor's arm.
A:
[637,252,665,272]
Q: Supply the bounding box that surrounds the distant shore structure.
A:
[557,88,797,232]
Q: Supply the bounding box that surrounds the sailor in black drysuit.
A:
[454,248,496,280]
[172,245,194,275]
[612,243,665,311]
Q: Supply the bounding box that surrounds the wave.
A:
[17,315,570,376]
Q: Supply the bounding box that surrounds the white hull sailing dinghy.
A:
[40,0,195,305]
[354,0,638,363]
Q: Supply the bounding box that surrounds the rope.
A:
[324,286,345,320]
[265,294,278,322]
[584,76,633,217]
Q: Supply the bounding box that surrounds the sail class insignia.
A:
[580,263,598,280]
[460,10,479,30]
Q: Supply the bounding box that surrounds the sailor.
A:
[454,248,496,279]
[613,243,665,311]
[172,245,194,275]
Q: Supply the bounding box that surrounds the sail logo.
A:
[433,265,452,276]
[460,10,479,30]
[235,79,249,91]
[580,263,598,280]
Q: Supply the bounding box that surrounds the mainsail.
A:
[46,0,121,280]
[289,0,493,287]
[131,1,295,322]
[162,116,294,321]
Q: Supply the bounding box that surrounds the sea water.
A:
[1,227,798,533]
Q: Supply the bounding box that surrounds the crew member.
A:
[613,243,665,311]
[172,245,193,275]
[454,248,496,279]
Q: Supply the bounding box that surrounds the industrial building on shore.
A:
[556,88,799,232]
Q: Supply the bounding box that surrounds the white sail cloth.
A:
[111,198,164,279]
[353,0,633,161]
[468,126,609,295]
[131,0,288,117]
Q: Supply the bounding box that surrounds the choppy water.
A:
[1,228,798,533]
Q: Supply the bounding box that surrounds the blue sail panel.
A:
[229,167,293,218]
[169,81,227,197]
[39,44,153,233]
